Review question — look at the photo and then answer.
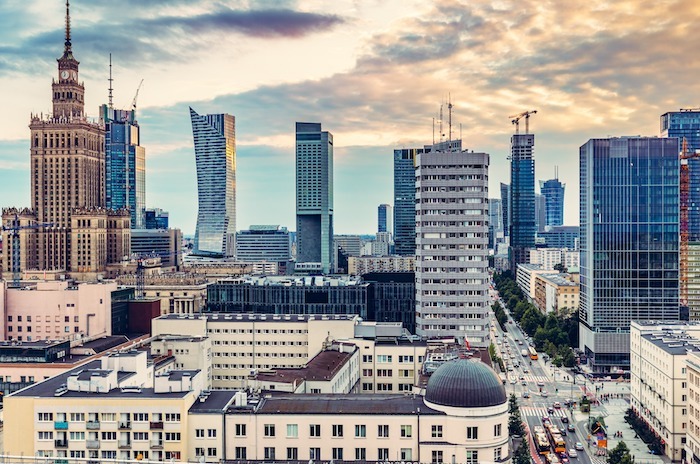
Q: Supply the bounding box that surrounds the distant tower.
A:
[509,112,536,269]
[377,204,393,236]
[394,147,424,256]
[540,169,565,228]
[500,183,510,240]
[102,60,146,228]
[295,122,334,274]
[190,108,236,257]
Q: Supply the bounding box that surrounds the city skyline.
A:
[0,1,698,235]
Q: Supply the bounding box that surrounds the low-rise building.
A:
[533,273,579,314]
[348,255,415,275]
[515,263,557,301]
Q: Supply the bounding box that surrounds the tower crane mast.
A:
[680,138,700,308]
[509,110,538,135]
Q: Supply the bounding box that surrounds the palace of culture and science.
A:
[1,1,130,281]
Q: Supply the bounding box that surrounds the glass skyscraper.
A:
[661,110,700,240]
[295,122,333,274]
[394,148,422,256]
[102,105,145,228]
[500,183,510,240]
[189,108,236,257]
[579,137,680,373]
[509,134,536,268]
[377,203,393,235]
[540,177,565,227]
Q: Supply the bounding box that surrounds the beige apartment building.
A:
[515,263,558,301]
[630,321,700,462]
[0,280,116,342]
[686,350,700,464]
[348,256,415,275]
[533,273,579,314]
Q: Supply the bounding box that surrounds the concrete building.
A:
[533,273,579,314]
[130,228,183,270]
[580,137,680,373]
[630,321,700,461]
[685,348,700,464]
[1,280,117,342]
[515,264,558,302]
[371,231,393,256]
[377,203,393,236]
[415,148,490,344]
[295,122,333,274]
[235,225,291,264]
[529,248,566,271]
[190,108,236,258]
[348,256,415,275]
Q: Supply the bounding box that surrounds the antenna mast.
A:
[448,94,453,144]
[432,118,435,145]
[65,0,71,50]
[439,104,444,142]
[108,54,114,109]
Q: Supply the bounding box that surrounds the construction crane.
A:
[509,110,538,135]
[1,215,53,287]
[680,138,700,308]
[131,79,144,111]
[133,249,182,299]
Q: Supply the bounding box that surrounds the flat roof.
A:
[158,313,358,323]
[254,347,356,384]
[0,339,69,349]
[255,394,443,415]
[189,391,238,414]
[642,332,700,355]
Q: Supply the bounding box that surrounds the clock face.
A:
[61,70,69,79]
[72,71,77,80]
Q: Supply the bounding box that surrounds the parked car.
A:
[575,443,584,451]
[568,449,578,458]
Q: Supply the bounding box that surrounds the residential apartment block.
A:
[348,255,415,275]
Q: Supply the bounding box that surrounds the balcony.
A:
[54,421,69,430]
[150,440,163,449]
[149,421,163,429]
[118,440,131,449]
[86,440,100,449]
[86,421,100,430]
[54,439,68,448]
[118,421,131,430]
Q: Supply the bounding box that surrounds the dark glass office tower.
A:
[500,183,510,240]
[509,134,536,268]
[190,108,236,257]
[579,137,680,373]
[394,148,423,256]
[540,177,565,227]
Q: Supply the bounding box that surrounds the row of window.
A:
[360,355,419,363]
[7,314,77,322]
[37,413,179,422]
[233,446,413,461]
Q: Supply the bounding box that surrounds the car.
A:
[508,367,514,372]
[575,443,584,451]
[510,377,517,384]
[518,340,523,345]
[541,390,549,397]
[537,381,545,387]
[523,368,529,373]
[568,424,576,432]
[520,375,525,380]
[553,401,561,408]
[558,452,570,463]
[568,449,578,458]
[521,380,527,386]
[547,406,555,414]
[559,428,567,436]
[542,416,550,424]
[522,391,530,398]
[561,416,569,423]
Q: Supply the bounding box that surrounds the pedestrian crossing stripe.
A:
[520,406,568,418]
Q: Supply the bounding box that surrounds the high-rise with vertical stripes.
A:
[189,108,236,257]
[295,122,333,274]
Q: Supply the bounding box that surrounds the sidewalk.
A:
[572,398,670,464]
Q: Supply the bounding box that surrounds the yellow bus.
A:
[529,346,538,360]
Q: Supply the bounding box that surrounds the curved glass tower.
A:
[190,107,236,257]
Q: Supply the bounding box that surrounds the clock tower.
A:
[52,0,84,119]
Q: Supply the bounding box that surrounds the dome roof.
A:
[425,359,507,408]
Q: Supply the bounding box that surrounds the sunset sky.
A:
[1,0,698,235]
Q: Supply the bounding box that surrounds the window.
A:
[38,412,53,421]
[310,424,321,437]
[432,450,444,463]
[362,355,373,362]
[377,355,393,363]
[494,423,502,437]
[235,424,247,437]
[310,448,321,460]
[494,447,502,462]
[332,424,343,437]
[165,413,180,422]
[401,448,413,460]
[133,432,148,441]
[70,413,85,422]
[287,424,298,438]
[332,448,343,460]
[38,431,54,440]
[69,432,85,441]
[264,447,275,460]
[207,448,217,457]
[466,426,478,440]
[355,424,366,437]
[235,447,246,459]
[466,450,478,464]
[378,448,390,460]
[195,448,204,457]
[165,433,181,442]
[208,429,217,438]
[432,425,443,438]
[195,429,205,438]
[264,424,275,437]
[355,448,366,460]
[378,424,389,437]
[101,432,116,441]
[69,451,85,459]
[101,413,116,422]
[287,448,298,460]
[401,425,412,438]
[133,413,148,422]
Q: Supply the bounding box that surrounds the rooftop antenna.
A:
[108,53,114,109]
[64,0,71,51]
[460,123,462,144]
[448,93,453,144]
[432,118,435,145]
[439,103,444,142]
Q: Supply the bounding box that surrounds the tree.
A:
[607,441,632,464]
[554,262,567,273]
[508,394,525,436]
[508,393,519,414]
[513,438,531,464]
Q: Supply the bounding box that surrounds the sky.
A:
[0,0,699,235]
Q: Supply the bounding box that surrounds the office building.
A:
[580,137,680,373]
[662,110,700,239]
[235,225,291,264]
[295,122,333,274]
[509,132,536,269]
[415,149,490,344]
[488,198,503,249]
[540,176,565,227]
[362,272,416,334]
[538,225,580,250]
[371,232,393,256]
[334,234,362,273]
[143,208,169,230]
[500,183,510,240]
[101,105,146,228]
[190,108,236,257]
[535,194,546,233]
[394,148,424,256]
[630,321,700,462]
[377,204,393,235]
[130,228,183,269]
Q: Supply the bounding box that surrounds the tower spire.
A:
[108,53,114,109]
[65,0,71,51]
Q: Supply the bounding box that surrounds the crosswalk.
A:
[520,406,569,418]
[507,374,550,383]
